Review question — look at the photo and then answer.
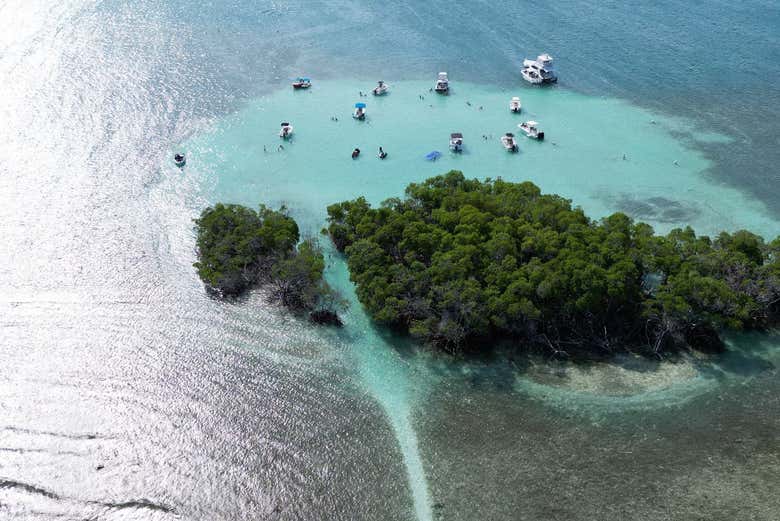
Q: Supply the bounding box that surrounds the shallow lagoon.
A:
[179,80,780,520]
[186,80,778,237]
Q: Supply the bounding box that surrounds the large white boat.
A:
[509,96,522,113]
[449,132,464,153]
[500,133,518,152]
[518,121,544,140]
[279,122,294,139]
[434,72,449,94]
[521,54,557,84]
[372,80,389,95]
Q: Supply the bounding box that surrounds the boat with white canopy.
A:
[279,122,294,139]
[434,72,449,94]
[518,121,544,140]
[372,80,389,95]
[500,133,518,152]
[449,132,464,152]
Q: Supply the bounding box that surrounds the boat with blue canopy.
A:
[353,102,367,120]
[292,77,312,89]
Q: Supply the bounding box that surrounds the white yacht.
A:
[372,80,389,95]
[518,121,544,140]
[434,72,449,94]
[509,96,522,113]
[449,132,464,153]
[279,122,294,139]
[500,133,518,152]
[521,53,557,84]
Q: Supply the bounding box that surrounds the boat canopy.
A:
[281,122,290,126]
[355,102,366,108]
[451,133,463,139]
[524,121,539,127]
[511,97,520,101]
[505,133,514,137]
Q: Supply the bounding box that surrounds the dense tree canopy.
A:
[194,203,344,324]
[327,171,780,355]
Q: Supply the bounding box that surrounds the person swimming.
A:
[352,148,360,159]
[378,146,387,159]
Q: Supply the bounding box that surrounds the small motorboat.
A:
[518,121,544,140]
[449,132,464,153]
[353,102,366,120]
[500,133,518,152]
[292,77,312,89]
[352,148,361,159]
[509,96,522,113]
[174,153,186,167]
[279,122,294,139]
[521,54,557,85]
[372,80,389,96]
[434,72,449,94]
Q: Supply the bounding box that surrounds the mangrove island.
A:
[327,171,780,355]
[194,203,344,325]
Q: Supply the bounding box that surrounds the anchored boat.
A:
[449,132,464,153]
[521,54,557,85]
[292,77,312,89]
[500,133,519,152]
[434,72,449,94]
[174,153,186,167]
[353,102,367,120]
[518,121,544,140]
[279,122,294,139]
[509,96,522,113]
[372,80,389,95]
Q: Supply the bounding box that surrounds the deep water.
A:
[1,1,779,520]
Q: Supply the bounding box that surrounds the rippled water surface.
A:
[1,1,779,519]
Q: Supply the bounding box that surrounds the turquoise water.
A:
[2,1,780,519]
[180,79,780,520]
[186,80,777,237]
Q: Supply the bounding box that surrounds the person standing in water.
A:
[378,146,387,159]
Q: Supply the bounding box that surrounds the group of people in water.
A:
[351,146,387,160]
